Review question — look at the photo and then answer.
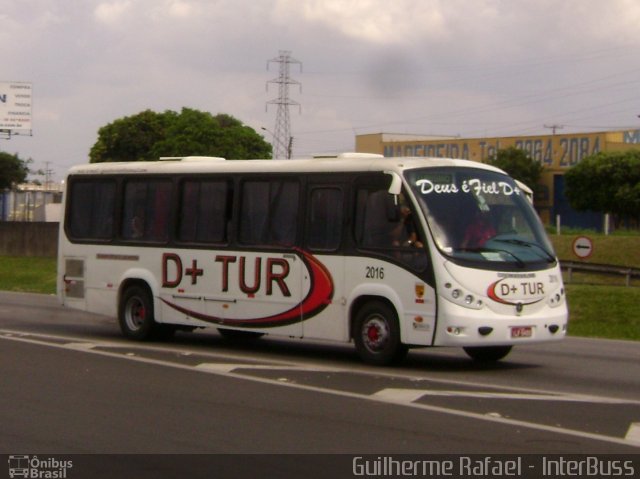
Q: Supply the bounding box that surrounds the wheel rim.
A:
[361,316,390,352]
[125,297,145,331]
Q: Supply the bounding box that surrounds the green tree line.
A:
[89,108,271,162]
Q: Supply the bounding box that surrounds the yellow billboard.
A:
[361,133,611,170]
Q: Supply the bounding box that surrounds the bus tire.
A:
[463,345,512,362]
[118,285,157,340]
[353,301,408,366]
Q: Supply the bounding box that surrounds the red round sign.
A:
[572,236,593,259]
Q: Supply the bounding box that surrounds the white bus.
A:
[58,154,567,365]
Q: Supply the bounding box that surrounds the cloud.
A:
[94,0,133,26]
[164,0,195,18]
[276,0,447,45]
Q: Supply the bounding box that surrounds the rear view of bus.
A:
[405,163,567,361]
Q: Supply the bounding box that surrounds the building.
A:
[0,183,63,222]
[356,129,640,230]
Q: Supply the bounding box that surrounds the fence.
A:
[561,260,640,287]
[0,222,59,257]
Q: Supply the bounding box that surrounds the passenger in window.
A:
[391,204,424,248]
[131,206,145,239]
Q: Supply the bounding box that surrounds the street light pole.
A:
[261,127,293,159]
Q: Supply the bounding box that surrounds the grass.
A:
[0,256,57,294]
[1,234,638,342]
[565,284,640,340]
[546,233,640,341]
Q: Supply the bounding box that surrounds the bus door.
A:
[300,183,347,341]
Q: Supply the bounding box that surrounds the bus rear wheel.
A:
[353,301,408,366]
[119,285,158,340]
[463,345,512,362]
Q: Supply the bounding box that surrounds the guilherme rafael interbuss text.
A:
[352,456,636,477]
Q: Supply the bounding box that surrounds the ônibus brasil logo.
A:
[8,455,73,478]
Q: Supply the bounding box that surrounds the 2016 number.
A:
[365,266,384,280]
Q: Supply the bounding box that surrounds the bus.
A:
[57,154,567,365]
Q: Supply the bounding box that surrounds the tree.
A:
[0,151,30,189]
[486,147,544,192]
[90,109,173,163]
[89,108,272,163]
[564,149,640,221]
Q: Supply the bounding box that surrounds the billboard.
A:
[378,132,604,169]
[0,81,32,131]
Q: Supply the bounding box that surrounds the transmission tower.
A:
[266,51,302,159]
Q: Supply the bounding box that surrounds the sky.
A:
[1,0,640,182]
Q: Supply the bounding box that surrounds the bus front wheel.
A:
[353,301,408,366]
[119,285,157,340]
[463,345,512,362]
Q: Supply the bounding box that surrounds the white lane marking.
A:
[1,330,639,449]
[373,388,430,403]
[2,328,638,406]
[0,329,342,371]
[195,362,336,373]
[64,342,97,351]
[626,423,640,444]
[195,363,289,373]
[373,388,638,405]
[195,363,245,373]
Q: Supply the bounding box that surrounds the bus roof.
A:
[66,155,507,177]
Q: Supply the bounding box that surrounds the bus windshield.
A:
[405,167,556,269]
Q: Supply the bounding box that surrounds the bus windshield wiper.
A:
[494,238,556,263]
[457,247,526,268]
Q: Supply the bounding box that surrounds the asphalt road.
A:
[1,291,639,475]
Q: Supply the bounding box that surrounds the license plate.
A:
[511,326,532,338]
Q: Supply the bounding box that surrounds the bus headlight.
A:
[547,288,566,308]
[443,283,483,310]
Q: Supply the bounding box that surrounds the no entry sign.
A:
[572,236,594,259]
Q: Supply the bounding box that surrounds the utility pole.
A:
[44,161,53,190]
[266,51,302,159]
[544,124,564,135]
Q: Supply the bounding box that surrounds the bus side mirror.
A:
[385,171,402,196]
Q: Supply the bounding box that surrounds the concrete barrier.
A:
[0,222,59,257]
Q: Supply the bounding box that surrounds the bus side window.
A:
[356,185,428,270]
[121,179,172,242]
[178,179,230,244]
[68,179,116,240]
[307,187,343,251]
[239,180,299,247]
[357,188,400,248]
